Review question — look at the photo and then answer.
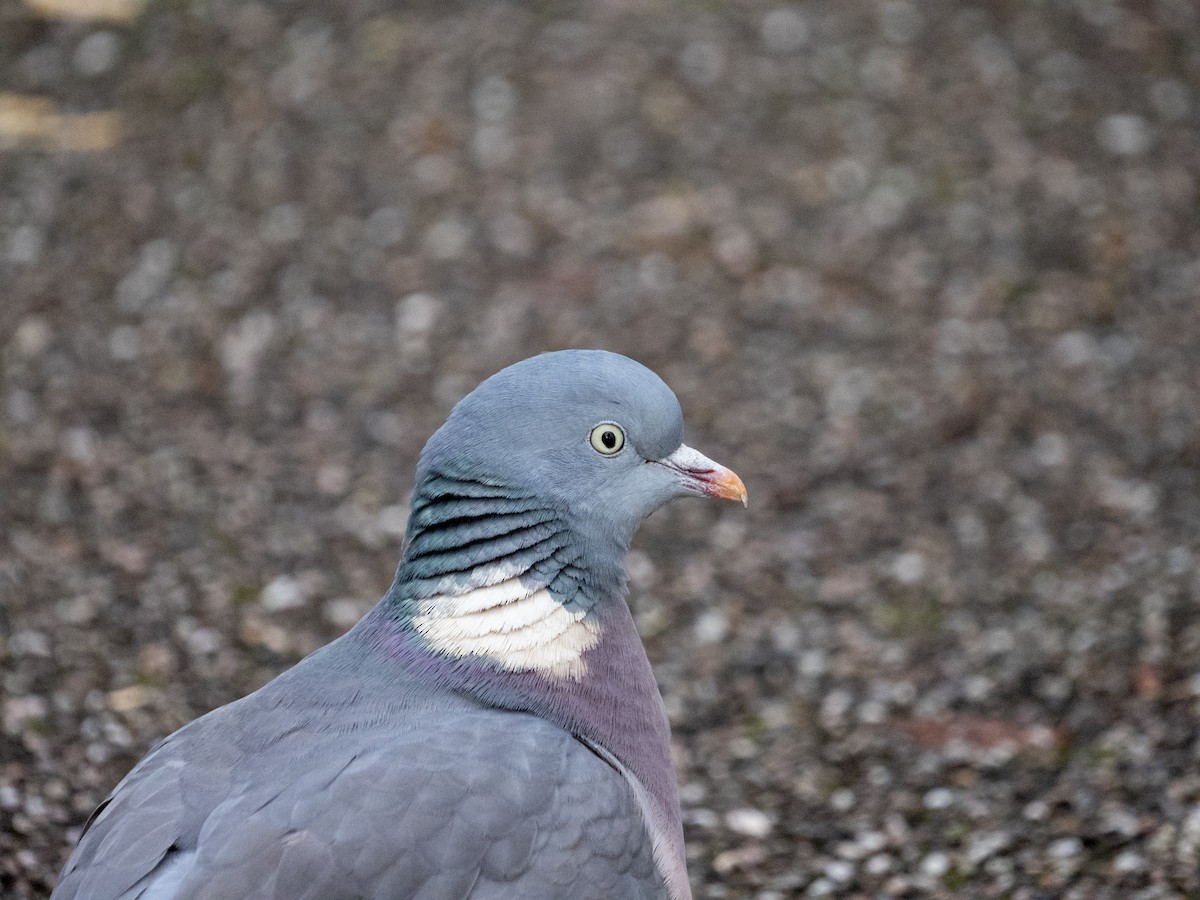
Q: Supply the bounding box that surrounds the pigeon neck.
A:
[362,471,690,899]
[379,470,626,676]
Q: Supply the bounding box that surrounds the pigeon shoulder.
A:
[54,646,667,899]
[161,709,666,899]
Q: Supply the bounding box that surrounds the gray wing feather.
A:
[55,746,192,900]
[55,690,664,900]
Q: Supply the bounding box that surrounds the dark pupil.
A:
[601,430,617,449]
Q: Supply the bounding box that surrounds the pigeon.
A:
[54,349,748,900]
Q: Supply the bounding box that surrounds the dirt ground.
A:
[3,1,1200,897]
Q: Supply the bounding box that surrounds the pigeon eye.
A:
[589,423,625,455]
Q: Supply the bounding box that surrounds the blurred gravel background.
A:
[3,1,1200,897]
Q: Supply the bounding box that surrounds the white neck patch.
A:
[411,576,601,679]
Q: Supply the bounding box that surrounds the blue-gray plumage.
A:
[54,350,747,900]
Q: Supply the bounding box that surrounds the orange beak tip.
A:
[657,445,748,509]
[707,466,749,508]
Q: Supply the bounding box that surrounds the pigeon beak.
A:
[656,444,749,507]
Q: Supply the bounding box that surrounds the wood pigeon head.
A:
[415,350,747,547]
